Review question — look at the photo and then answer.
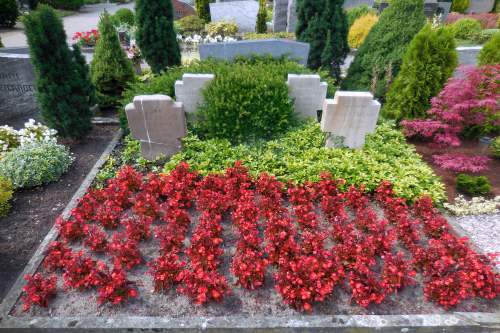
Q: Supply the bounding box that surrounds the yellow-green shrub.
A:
[205,20,238,37]
[0,176,13,217]
[348,13,378,49]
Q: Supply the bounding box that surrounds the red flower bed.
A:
[22,163,499,312]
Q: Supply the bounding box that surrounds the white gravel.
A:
[451,213,500,255]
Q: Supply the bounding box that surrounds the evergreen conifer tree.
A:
[321,0,349,81]
[256,0,267,33]
[91,11,134,109]
[136,0,181,74]
[195,0,211,23]
[72,43,96,107]
[296,0,327,69]
[382,24,457,121]
[341,0,426,101]
[24,4,92,139]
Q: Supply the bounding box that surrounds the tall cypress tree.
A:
[91,11,134,109]
[136,0,181,74]
[256,0,267,33]
[321,0,349,82]
[24,4,92,139]
[72,43,96,107]
[195,0,211,23]
[296,0,327,69]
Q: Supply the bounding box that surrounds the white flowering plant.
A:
[444,195,500,216]
[0,119,57,156]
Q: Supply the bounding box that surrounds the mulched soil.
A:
[0,124,118,302]
[411,139,500,202]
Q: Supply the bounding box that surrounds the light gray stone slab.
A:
[321,91,380,149]
[286,0,297,33]
[174,73,215,114]
[343,0,375,10]
[273,0,289,32]
[125,95,186,160]
[199,39,310,65]
[287,74,327,119]
[209,1,259,32]
[467,0,495,13]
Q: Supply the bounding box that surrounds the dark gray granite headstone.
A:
[199,39,310,65]
[209,1,259,32]
[0,49,39,128]
[273,0,289,32]
[343,0,375,10]
[286,0,297,33]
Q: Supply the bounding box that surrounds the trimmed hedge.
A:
[456,174,491,196]
[478,31,500,65]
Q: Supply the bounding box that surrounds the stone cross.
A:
[125,95,186,160]
[320,91,380,149]
[174,73,215,114]
[287,74,327,120]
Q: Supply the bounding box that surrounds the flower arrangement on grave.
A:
[72,29,100,47]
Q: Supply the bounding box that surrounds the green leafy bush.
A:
[205,20,239,37]
[382,25,457,120]
[195,0,210,22]
[164,122,446,202]
[0,142,73,189]
[478,31,500,65]
[0,176,13,217]
[341,0,426,102]
[40,0,84,10]
[175,15,205,36]
[449,18,482,40]
[492,137,500,158]
[243,32,295,40]
[346,4,377,27]
[256,0,267,33]
[456,174,492,196]
[0,0,19,27]
[111,8,134,27]
[195,63,295,144]
[451,0,469,13]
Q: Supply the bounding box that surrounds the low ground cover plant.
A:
[446,13,499,29]
[492,137,500,158]
[24,163,498,312]
[456,174,492,196]
[0,176,13,217]
[444,195,500,216]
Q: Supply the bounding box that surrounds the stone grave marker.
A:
[273,0,289,32]
[287,74,327,119]
[209,1,259,32]
[286,0,297,33]
[343,0,375,9]
[175,74,215,114]
[199,39,310,65]
[125,95,186,160]
[320,91,380,149]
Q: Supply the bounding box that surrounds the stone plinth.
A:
[287,74,327,119]
[175,74,215,114]
[125,95,186,160]
[320,91,380,149]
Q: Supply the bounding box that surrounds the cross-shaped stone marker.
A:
[125,95,187,160]
[320,91,380,149]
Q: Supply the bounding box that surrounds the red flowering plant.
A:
[83,224,108,253]
[96,263,138,305]
[62,252,103,290]
[122,215,152,242]
[148,253,186,292]
[56,216,85,242]
[43,241,73,272]
[108,233,142,270]
[21,273,57,312]
[72,29,99,47]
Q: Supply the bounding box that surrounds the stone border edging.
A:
[0,129,123,319]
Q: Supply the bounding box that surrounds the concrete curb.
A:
[0,129,122,319]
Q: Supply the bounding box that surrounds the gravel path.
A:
[449,213,500,256]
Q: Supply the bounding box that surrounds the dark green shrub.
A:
[175,15,205,35]
[0,0,19,28]
[24,5,92,139]
[195,0,210,22]
[321,0,349,81]
[456,174,492,196]
[341,0,426,101]
[256,0,267,33]
[0,176,13,217]
[451,0,469,13]
[478,31,500,65]
[72,43,97,106]
[346,4,377,27]
[296,0,327,69]
[40,0,84,10]
[136,0,181,74]
[450,18,482,40]
[382,25,457,120]
[91,11,135,109]
[111,8,135,26]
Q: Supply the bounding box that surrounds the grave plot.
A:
[7,162,498,319]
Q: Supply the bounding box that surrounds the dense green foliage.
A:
[341,0,426,101]
[478,31,500,65]
[0,176,13,217]
[348,13,378,48]
[451,0,469,13]
[40,0,84,10]
[136,0,181,73]
[111,8,135,26]
[119,57,337,130]
[456,174,492,196]
[346,5,376,27]
[492,136,500,158]
[72,44,97,107]
[256,0,267,33]
[243,32,295,40]
[195,0,210,22]
[175,15,205,36]
[296,0,326,69]
[24,5,92,138]
[164,122,446,202]
[382,25,457,121]
[321,0,349,80]
[205,21,238,37]
[195,64,295,144]
[91,11,134,109]
[0,142,73,189]
[449,18,482,40]
[0,0,19,27]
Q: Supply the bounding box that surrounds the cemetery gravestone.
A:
[287,74,327,119]
[209,1,259,32]
[175,73,215,114]
[467,0,495,13]
[199,39,310,65]
[343,0,375,9]
[286,0,297,33]
[320,91,380,149]
[273,0,289,32]
[125,95,187,160]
